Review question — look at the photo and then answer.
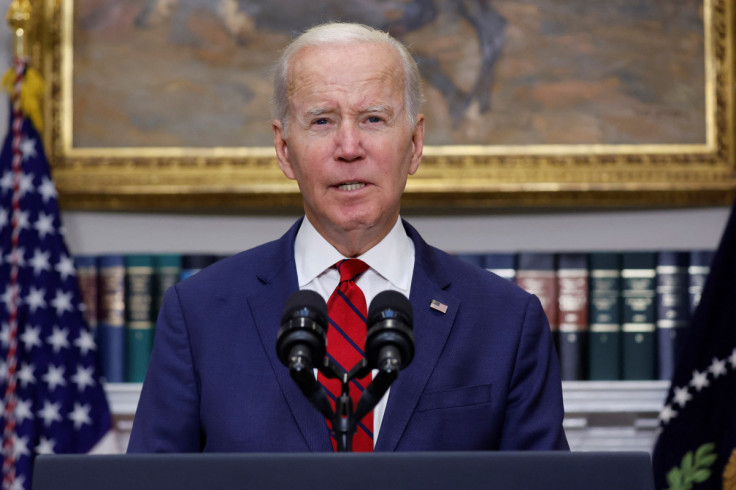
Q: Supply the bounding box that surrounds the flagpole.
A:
[6,0,31,62]
[2,3,32,488]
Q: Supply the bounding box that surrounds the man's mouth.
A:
[337,182,366,191]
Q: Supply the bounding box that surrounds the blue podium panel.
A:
[32,451,654,490]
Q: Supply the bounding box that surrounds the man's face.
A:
[273,42,424,254]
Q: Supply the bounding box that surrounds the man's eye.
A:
[313,118,329,125]
[367,116,383,123]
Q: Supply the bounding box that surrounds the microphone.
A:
[365,290,415,373]
[276,290,328,373]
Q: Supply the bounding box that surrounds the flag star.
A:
[0,360,6,378]
[68,402,92,430]
[20,324,42,352]
[17,362,35,388]
[38,400,63,427]
[12,435,30,459]
[0,171,12,192]
[42,364,67,390]
[15,398,33,423]
[29,249,51,276]
[1,285,18,310]
[55,254,76,280]
[0,208,7,230]
[9,475,25,490]
[34,212,55,238]
[46,326,70,353]
[15,210,30,232]
[689,369,710,392]
[25,286,46,313]
[658,404,677,424]
[709,357,727,378]
[0,322,10,348]
[6,245,27,266]
[20,136,37,160]
[729,348,736,369]
[35,437,56,455]
[38,176,58,203]
[74,329,97,355]
[50,289,73,316]
[71,365,96,391]
[672,386,692,408]
[18,172,35,196]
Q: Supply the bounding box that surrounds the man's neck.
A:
[310,216,400,258]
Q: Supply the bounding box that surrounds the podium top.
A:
[32,451,654,490]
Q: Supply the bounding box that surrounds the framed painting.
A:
[29,0,736,210]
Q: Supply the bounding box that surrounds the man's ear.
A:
[408,114,425,175]
[272,119,296,180]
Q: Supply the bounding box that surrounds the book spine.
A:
[125,254,156,383]
[557,253,589,380]
[621,252,657,380]
[688,250,714,313]
[483,252,517,282]
[154,254,182,316]
[97,254,126,383]
[656,251,690,380]
[74,254,98,331]
[516,253,558,348]
[587,253,622,381]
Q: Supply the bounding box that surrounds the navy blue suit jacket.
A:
[127,220,568,452]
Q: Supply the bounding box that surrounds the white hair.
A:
[272,22,424,135]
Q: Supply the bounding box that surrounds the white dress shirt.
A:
[294,216,415,445]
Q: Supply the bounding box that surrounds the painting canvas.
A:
[35,0,735,209]
[71,0,706,149]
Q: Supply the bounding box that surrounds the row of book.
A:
[456,250,714,382]
[76,249,714,384]
[75,254,227,384]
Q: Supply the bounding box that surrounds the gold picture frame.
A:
[30,0,736,210]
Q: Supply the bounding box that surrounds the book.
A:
[483,252,517,281]
[556,253,589,380]
[125,254,156,383]
[154,254,182,316]
[655,251,690,380]
[621,252,657,380]
[74,254,98,332]
[516,253,558,348]
[587,252,622,381]
[97,254,126,383]
[180,254,218,281]
[688,249,714,313]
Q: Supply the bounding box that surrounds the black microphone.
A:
[276,290,328,373]
[365,290,415,373]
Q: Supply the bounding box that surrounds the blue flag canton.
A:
[0,116,110,487]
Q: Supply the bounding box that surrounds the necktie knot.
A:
[334,259,369,284]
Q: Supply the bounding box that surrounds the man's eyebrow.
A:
[362,104,393,115]
[304,107,332,117]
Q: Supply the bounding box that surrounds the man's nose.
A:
[333,122,365,162]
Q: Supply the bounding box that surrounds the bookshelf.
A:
[104,381,669,453]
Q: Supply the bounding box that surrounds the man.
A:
[128,22,568,452]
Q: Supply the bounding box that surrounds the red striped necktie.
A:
[318,258,373,452]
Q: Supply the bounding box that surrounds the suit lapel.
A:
[375,222,459,451]
[249,220,333,452]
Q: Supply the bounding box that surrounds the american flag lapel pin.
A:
[430,299,448,314]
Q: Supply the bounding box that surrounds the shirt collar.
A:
[294,216,413,290]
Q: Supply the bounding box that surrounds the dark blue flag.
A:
[652,199,736,489]
[0,62,111,490]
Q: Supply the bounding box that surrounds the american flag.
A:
[0,60,111,490]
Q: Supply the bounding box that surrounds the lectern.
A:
[32,451,654,490]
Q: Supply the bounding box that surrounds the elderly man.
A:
[128,22,568,453]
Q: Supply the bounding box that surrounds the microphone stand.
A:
[287,354,399,452]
